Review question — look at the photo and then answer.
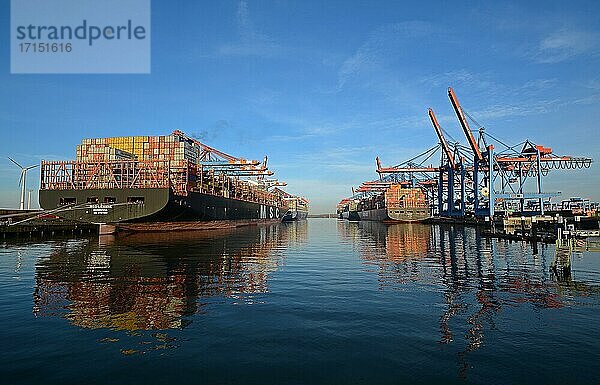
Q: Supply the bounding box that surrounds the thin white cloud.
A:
[267,133,319,142]
[420,69,490,90]
[466,90,600,121]
[217,1,281,57]
[420,75,566,124]
[582,78,600,90]
[519,78,558,91]
[420,71,559,102]
[534,29,600,63]
[337,21,435,90]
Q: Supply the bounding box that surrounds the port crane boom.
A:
[172,130,259,165]
[428,108,455,169]
[448,87,483,162]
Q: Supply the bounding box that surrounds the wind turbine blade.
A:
[19,171,24,186]
[8,157,23,169]
[25,164,39,170]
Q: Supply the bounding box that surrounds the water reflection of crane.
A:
[346,221,600,379]
[436,225,500,379]
[33,222,308,332]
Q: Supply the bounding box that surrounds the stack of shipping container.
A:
[75,133,200,166]
[64,131,287,206]
[384,184,428,210]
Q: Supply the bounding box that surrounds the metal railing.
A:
[40,160,189,196]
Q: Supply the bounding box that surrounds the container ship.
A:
[339,183,430,223]
[39,131,306,225]
[336,198,360,221]
[272,188,309,221]
[336,199,349,219]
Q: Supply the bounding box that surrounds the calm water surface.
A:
[1,219,599,384]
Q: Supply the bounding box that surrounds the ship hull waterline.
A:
[39,188,288,229]
[341,210,361,221]
[355,207,431,223]
[282,210,309,222]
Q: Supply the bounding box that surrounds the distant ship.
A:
[273,188,309,221]
[282,210,308,221]
[337,199,361,221]
[336,199,349,219]
[339,184,430,223]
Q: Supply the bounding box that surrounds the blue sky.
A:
[1,0,599,212]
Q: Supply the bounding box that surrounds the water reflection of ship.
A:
[33,221,308,331]
[371,223,431,287]
[344,221,600,379]
[339,221,435,285]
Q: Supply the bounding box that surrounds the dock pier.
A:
[1,221,97,239]
[427,213,599,244]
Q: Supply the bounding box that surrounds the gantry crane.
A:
[172,130,275,179]
[375,149,441,212]
[428,108,472,217]
[339,87,592,220]
[446,87,592,218]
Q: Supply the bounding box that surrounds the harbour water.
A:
[1,219,599,384]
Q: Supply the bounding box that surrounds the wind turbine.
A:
[8,157,39,210]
